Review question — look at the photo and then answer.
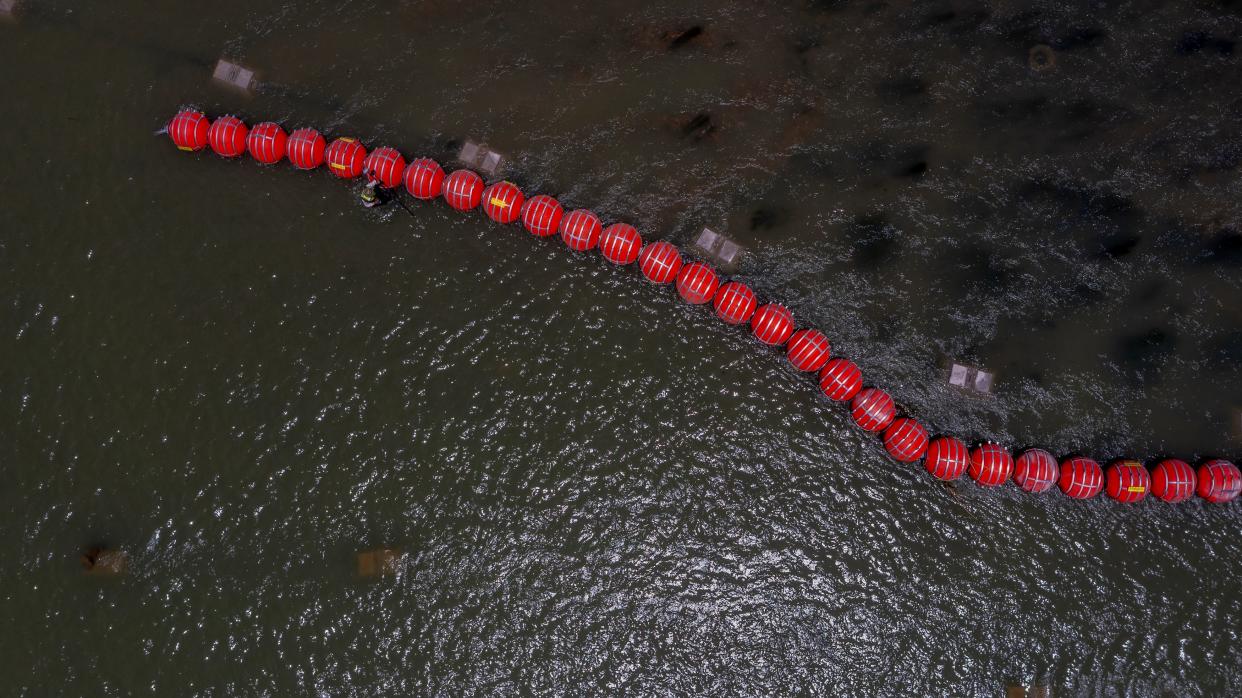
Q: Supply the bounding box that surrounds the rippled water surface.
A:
[3,1,1242,695]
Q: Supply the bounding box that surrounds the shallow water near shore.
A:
[2,1,1242,695]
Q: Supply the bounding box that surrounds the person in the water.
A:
[360,169,391,208]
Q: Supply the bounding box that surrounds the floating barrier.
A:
[165,108,1242,507]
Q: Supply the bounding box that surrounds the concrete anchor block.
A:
[212,58,258,93]
[81,547,127,576]
[457,140,504,176]
[947,361,995,395]
[687,227,745,272]
[357,548,404,577]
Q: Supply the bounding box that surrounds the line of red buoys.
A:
[166,109,1240,508]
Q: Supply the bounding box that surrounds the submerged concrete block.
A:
[357,548,404,577]
[1005,683,1051,698]
[212,58,258,92]
[687,227,745,272]
[81,547,127,576]
[947,361,995,395]
[458,140,504,176]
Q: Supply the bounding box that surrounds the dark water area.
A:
[2,1,1242,695]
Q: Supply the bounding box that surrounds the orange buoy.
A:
[325,137,367,179]
[286,128,326,170]
[1197,459,1241,504]
[207,115,248,157]
[363,147,405,189]
[1106,459,1150,503]
[168,109,209,151]
[1013,448,1058,493]
[482,181,524,224]
[246,122,287,165]
[850,387,895,432]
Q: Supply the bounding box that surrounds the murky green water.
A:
[3,1,1241,695]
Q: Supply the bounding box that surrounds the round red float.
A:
[713,282,756,324]
[850,387,895,433]
[442,169,484,211]
[637,241,683,283]
[363,146,405,188]
[245,122,286,165]
[521,195,563,237]
[786,329,831,372]
[169,110,209,151]
[970,443,1014,487]
[883,418,929,462]
[750,303,794,346]
[925,436,969,481]
[403,158,445,199]
[1013,448,1058,493]
[1059,456,1104,499]
[599,223,642,265]
[560,209,603,251]
[207,115,248,157]
[818,358,862,401]
[325,137,366,179]
[286,128,326,170]
[1197,459,1241,504]
[482,181,524,224]
[1150,459,1196,503]
[676,262,719,304]
[1106,459,1150,503]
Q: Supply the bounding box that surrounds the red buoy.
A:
[818,358,862,401]
[637,241,683,283]
[245,122,286,165]
[207,115,248,157]
[713,282,756,324]
[925,436,969,481]
[1059,456,1104,499]
[970,443,1014,487]
[1106,459,1150,503]
[442,169,484,211]
[786,329,831,372]
[676,262,719,304]
[1150,459,1196,503]
[286,128,326,170]
[750,303,794,346]
[599,223,642,265]
[1197,459,1241,504]
[560,209,603,251]
[850,387,895,432]
[521,195,563,237]
[168,110,209,151]
[403,158,444,199]
[363,146,405,188]
[883,418,929,462]
[1013,448,1058,493]
[482,181,524,224]
[325,137,366,179]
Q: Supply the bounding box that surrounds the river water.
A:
[2,1,1241,696]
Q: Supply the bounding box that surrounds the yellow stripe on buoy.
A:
[1127,486,1146,493]
[177,146,194,152]
[489,197,510,209]
[330,162,346,170]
